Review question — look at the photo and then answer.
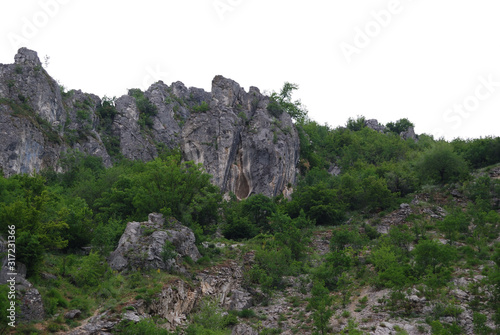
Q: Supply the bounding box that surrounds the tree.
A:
[346,115,366,131]
[416,143,469,184]
[0,174,69,275]
[413,239,456,275]
[386,118,414,134]
[309,281,333,335]
[267,82,308,122]
[330,226,366,252]
[438,210,469,244]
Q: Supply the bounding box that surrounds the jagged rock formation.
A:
[108,213,201,273]
[103,216,255,331]
[0,48,299,198]
[365,119,387,133]
[364,118,418,142]
[143,256,254,330]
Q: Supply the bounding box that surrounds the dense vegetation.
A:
[2,86,500,333]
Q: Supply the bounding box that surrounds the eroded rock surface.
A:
[108,213,201,273]
[0,49,299,198]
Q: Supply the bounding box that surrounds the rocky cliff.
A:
[0,48,299,198]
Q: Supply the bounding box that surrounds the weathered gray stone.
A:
[182,76,299,198]
[65,309,82,319]
[1,49,300,198]
[108,213,201,273]
[365,119,387,133]
[19,288,44,322]
[197,260,253,311]
[400,126,418,141]
[232,324,259,335]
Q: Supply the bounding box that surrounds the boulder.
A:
[108,213,201,273]
[64,309,82,320]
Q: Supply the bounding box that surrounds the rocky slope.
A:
[0,48,299,198]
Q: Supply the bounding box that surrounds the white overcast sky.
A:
[1,0,500,141]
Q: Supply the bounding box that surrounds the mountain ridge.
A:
[0,48,299,198]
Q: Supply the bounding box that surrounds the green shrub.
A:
[115,319,171,335]
[161,241,177,263]
[191,101,210,113]
[238,309,256,318]
[72,252,109,287]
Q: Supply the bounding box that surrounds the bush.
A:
[413,240,457,275]
[416,143,469,184]
[72,252,109,287]
[346,115,366,131]
[128,89,158,130]
[115,319,171,335]
[186,298,230,335]
[386,118,414,134]
[191,101,210,113]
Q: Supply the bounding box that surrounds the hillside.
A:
[1,48,500,335]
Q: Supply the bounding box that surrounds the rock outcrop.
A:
[108,213,201,273]
[364,119,387,133]
[181,76,299,198]
[0,48,299,198]
[147,256,253,330]
[0,48,111,176]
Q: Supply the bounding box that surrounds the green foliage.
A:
[186,298,231,335]
[191,101,210,113]
[269,210,312,261]
[473,312,492,335]
[0,174,69,275]
[415,143,469,184]
[0,284,16,330]
[413,239,457,275]
[438,209,469,244]
[267,82,307,122]
[129,88,158,130]
[428,320,463,335]
[161,241,177,263]
[330,226,366,252]
[308,281,333,335]
[72,251,109,287]
[130,155,221,227]
[314,250,352,290]
[346,115,366,131]
[287,168,346,225]
[249,242,300,293]
[386,118,414,134]
[452,136,500,169]
[96,96,120,159]
[223,194,278,240]
[115,319,171,335]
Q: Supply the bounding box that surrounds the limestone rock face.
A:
[182,76,299,198]
[0,49,300,198]
[148,256,253,330]
[148,279,200,329]
[0,48,111,175]
[400,126,418,141]
[197,259,253,310]
[113,94,158,161]
[107,213,201,273]
[364,119,387,133]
